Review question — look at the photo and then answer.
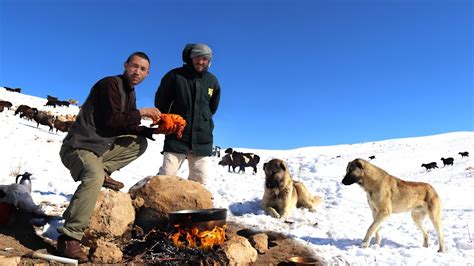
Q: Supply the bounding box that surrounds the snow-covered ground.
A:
[1,87,473,265]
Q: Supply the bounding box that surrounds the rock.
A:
[0,256,21,266]
[83,189,135,245]
[222,235,258,265]
[90,239,123,264]
[132,197,144,209]
[249,233,268,254]
[130,175,213,232]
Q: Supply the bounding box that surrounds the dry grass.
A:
[9,161,26,178]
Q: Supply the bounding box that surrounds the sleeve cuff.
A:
[130,110,142,123]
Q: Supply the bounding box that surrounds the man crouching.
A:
[56,52,163,262]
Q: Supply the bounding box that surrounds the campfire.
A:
[123,208,229,264]
[168,208,227,250]
[170,223,226,250]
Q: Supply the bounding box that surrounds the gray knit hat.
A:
[190,44,213,61]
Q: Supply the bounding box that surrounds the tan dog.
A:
[261,159,321,219]
[342,158,445,252]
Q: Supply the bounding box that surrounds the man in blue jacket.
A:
[155,44,221,184]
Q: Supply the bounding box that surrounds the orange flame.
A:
[170,224,226,251]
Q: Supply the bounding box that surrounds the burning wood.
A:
[123,229,228,265]
[123,208,229,264]
[170,224,226,251]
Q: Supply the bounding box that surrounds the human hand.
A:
[139,107,161,123]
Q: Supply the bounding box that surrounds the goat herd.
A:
[366,153,470,171]
[214,149,470,175]
[0,93,77,133]
[420,152,469,170]
[216,147,261,174]
[2,88,471,175]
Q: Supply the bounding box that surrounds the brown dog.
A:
[261,159,321,219]
[342,158,445,252]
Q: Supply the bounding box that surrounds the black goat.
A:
[238,152,260,174]
[53,119,74,133]
[33,109,54,132]
[440,157,454,167]
[421,162,438,171]
[218,154,235,172]
[459,151,469,158]
[19,107,37,121]
[232,151,260,174]
[56,100,70,107]
[219,151,260,174]
[47,95,58,101]
[14,104,31,116]
[45,99,58,108]
[5,87,21,93]
[0,100,13,110]
[368,155,376,160]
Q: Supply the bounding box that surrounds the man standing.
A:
[57,52,160,262]
[155,44,221,184]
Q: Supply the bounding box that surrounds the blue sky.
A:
[1,0,472,150]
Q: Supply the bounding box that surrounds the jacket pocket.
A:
[197,112,213,144]
[60,148,84,181]
[199,112,214,132]
[60,147,97,181]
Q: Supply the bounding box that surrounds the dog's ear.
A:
[355,159,364,169]
[263,162,267,171]
[279,161,286,172]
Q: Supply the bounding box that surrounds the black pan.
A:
[168,208,227,230]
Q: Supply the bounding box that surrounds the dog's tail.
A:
[312,195,322,206]
[427,185,445,252]
[431,198,445,252]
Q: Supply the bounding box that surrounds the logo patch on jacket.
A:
[208,88,214,97]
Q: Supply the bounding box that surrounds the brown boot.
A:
[103,173,124,191]
[57,234,89,263]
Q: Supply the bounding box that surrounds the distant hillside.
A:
[0,87,80,116]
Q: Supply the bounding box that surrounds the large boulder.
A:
[129,175,213,232]
[83,189,135,246]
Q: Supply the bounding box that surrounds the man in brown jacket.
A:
[56,52,161,262]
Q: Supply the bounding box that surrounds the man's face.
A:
[124,56,150,86]
[192,56,210,73]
